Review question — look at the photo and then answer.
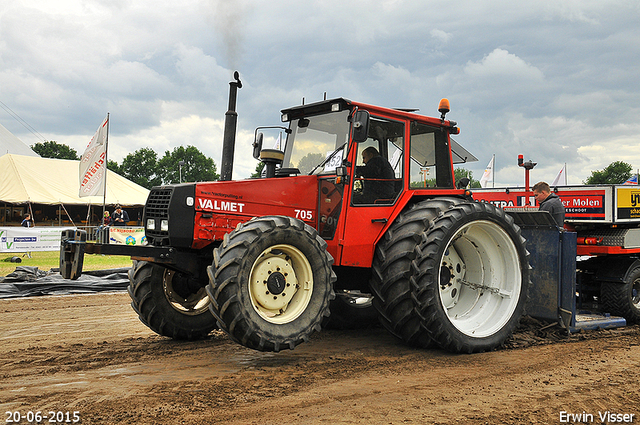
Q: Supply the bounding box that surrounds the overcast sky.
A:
[1,0,639,185]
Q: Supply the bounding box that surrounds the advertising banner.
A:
[108,227,146,245]
[473,186,613,223]
[0,227,74,252]
[558,189,608,221]
[615,187,640,221]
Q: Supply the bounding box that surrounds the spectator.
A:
[112,205,129,226]
[21,213,33,228]
[102,211,112,226]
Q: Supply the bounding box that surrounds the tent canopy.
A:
[0,123,39,157]
[0,154,149,206]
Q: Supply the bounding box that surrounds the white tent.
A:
[0,154,149,206]
[0,123,39,157]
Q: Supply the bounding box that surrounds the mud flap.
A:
[60,229,87,280]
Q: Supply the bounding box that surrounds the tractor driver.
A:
[532,181,565,226]
[354,146,396,204]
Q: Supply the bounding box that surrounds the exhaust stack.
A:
[220,71,242,181]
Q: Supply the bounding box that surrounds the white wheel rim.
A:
[163,269,210,316]
[438,220,522,338]
[249,244,314,324]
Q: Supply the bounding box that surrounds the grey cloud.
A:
[0,0,639,186]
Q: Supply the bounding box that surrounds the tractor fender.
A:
[371,193,469,249]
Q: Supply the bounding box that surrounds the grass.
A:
[0,251,133,277]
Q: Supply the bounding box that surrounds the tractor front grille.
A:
[145,188,172,240]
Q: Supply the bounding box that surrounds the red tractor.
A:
[61,72,530,353]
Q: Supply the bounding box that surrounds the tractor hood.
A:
[192,175,320,249]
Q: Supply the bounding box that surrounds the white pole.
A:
[102,113,109,218]
[492,154,495,188]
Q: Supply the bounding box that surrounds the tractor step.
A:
[570,312,626,332]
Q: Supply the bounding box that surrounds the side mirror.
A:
[457,177,470,189]
[253,133,264,160]
[352,110,370,143]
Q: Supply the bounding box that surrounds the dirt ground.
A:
[1,292,639,425]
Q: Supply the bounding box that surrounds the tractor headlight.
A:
[146,219,155,230]
[161,220,169,232]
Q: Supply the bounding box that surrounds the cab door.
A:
[339,116,405,267]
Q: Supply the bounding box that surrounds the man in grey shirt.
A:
[533,181,565,226]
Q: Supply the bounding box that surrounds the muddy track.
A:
[1,292,639,424]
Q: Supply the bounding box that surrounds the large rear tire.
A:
[413,201,529,353]
[206,216,335,352]
[128,261,217,340]
[370,198,464,347]
[601,267,640,324]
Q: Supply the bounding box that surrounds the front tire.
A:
[206,216,335,352]
[413,201,529,353]
[128,261,217,340]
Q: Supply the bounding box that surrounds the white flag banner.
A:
[79,116,109,197]
[551,164,567,186]
[273,133,282,150]
[479,156,494,188]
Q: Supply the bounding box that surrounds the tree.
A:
[157,145,219,184]
[251,161,265,178]
[120,148,162,189]
[107,159,122,174]
[585,161,632,185]
[411,167,481,189]
[31,141,79,160]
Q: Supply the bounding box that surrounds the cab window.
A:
[409,122,453,189]
[283,110,351,175]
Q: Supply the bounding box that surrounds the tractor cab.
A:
[252,97,475,267]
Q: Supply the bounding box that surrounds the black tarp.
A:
[0,266,130,299]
